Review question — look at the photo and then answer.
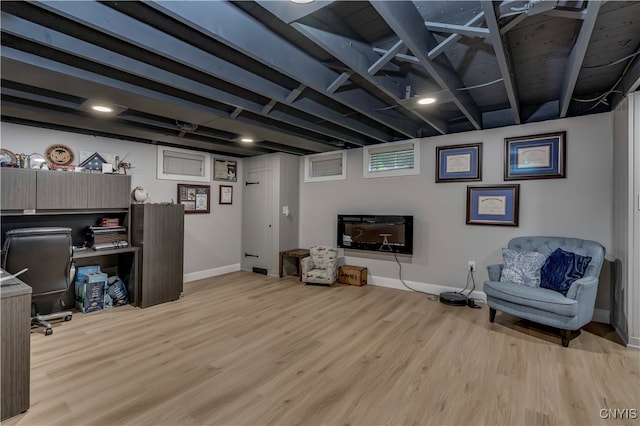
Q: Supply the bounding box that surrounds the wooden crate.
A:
[338,265,368,286]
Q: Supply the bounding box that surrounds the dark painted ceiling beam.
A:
[1,101,265,157]
[254,0,335,24]
[146,0,420,139]
[289,22,448,134]
[428,13,485,59]
[424,21,490,38]
[1,50,333,154]
[27,2,379,145]
[326,72,352,94]
[482,2,520,124]
[611,56,640,109]
[559,0,601,118]
[372,0,482,130]
[2,15,357,150]
[372,48,420,65]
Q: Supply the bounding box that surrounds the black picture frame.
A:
[435,142,482,183]
[504,131,566,180]
[466,184,520,226]
[219,185,233,205]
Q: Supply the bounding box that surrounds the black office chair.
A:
[2,227,74,335]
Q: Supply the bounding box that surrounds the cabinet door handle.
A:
[244,253,259,258]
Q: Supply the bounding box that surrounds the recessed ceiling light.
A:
[417,97,437,105]
[290,0,314,3]
[91,105,113,113]
[241,138,254,143]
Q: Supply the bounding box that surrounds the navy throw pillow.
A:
[540,248,592,296]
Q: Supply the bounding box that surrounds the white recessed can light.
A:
[91,105,113,113]
[290,0,314,3]
[241,138,254,143]
[417,97,437,105]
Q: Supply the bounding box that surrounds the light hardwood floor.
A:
[5,271,639,426]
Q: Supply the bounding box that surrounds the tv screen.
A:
[337,215,413,254]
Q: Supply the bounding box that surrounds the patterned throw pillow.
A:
[499,248,547,287]
[540,248,592,296]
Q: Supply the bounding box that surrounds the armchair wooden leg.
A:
[489,308,496,323]
[560,329,571,347]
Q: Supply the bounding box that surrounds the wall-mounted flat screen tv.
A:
[337,215,413,255]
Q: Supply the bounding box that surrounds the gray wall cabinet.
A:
[1,169,131,211]
[0,169,36,211]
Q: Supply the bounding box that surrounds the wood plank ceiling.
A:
[2,1,639,157]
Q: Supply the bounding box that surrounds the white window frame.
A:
[156,146,211,182]
[363,139,420,178]
[304,150,347,182]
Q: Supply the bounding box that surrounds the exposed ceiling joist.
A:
[482,1,520,124]
[372,0,482,130]
[146,0,421,139]
[288,21,448,134]
[28,2,377,146]
[559,0,601,118]
[424,21,490,38]
[428,12,485,59]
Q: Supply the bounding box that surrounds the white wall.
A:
[299,114,614,309]
[0,122,243,280]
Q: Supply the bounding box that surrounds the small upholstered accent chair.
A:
[300,246,338,286]
[483,236,605,347]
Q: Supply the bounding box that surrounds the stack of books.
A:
[89,226,129,251]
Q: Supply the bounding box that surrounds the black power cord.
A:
[393,252,439,301]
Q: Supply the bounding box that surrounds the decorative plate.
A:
[0,148,17,165]
[45,144,75,166]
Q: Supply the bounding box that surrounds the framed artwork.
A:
[177,184,210,214]
[436,142,482,182]
[219,185,233,205]
[504,131,566,180]
[214,159,237,182]
[466,184,520,226]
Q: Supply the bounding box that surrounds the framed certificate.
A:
[177,184,210,214]
[214,159,237,182]
[219,185,233,205]
[466,184,520,226]
[435,143,482,182]
[505,131,566,180]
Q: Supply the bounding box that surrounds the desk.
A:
[279,249,310,281]
[1,270,31,420]
[72,246,139,306]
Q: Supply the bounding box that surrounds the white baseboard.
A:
[369,275,487,302]
[628,336,640,349]
[183,263,241,283]
[592,308,611,324]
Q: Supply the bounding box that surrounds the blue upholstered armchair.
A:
[484,236,605,347]
[301,246,338,286]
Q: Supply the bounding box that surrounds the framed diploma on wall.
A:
[219,185,233,205]
[466,184,520,226]
[435,142,482,182]
[504,131,566,180]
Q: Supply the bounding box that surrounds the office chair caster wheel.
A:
[45,328,53,336]
[64,314,72,322]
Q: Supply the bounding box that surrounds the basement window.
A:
[363,139,420,178]
[157,146,211,182]
[304,150,347,182]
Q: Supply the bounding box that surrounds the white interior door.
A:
[243,170,273,272]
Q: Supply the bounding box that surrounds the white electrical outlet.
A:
[468,261,476,271]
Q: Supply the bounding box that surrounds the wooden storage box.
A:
[338,265,368,286]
